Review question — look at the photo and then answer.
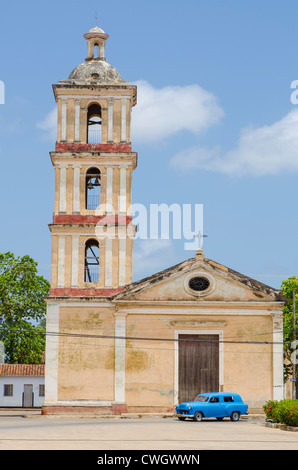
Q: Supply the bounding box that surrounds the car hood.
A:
[176,401,206,408]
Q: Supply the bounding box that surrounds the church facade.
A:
[43,26,285,415]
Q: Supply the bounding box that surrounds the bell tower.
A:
[48,26,137,296]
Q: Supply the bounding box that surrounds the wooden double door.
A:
[178,334,219,403]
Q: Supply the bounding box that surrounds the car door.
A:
[206,396,224,418]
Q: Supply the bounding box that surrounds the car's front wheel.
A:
[193,411,203,422]
[230,411,240,422]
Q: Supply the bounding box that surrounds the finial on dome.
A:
[84,25,109,61]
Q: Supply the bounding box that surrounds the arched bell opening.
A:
[84,239,100,283]
[87,103,102,144]
[93,42,100,58]
[85,167,101,210]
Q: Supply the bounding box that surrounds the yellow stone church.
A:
[43,26,285,415]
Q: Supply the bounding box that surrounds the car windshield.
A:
[194,395,209,402]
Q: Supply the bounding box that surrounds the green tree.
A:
[281,276,298,382]
[0,252,50,363]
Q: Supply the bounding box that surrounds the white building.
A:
[0,364,45,408]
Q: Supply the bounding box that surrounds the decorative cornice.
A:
[170,320,227,327]
[51,214,133,225]
[48,287,125,298]
[55,143,132,153]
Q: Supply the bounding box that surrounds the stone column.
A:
[44,302,60,405]
[107,98,114,142]
[105,238,113,288]
[272,313,284,400]
[105,165,114,214]
[114,313,127,403]
[72,164,81,214]
[57,235,65,288]
[119,165,127,214]
[59,165,67,214]
[71,235,79,288]
[74,99,81,142]
[87,40,92,58]
[61,98,67,141]
[121,98,127,142]
[99,41,105,59]
[118,238,126,287]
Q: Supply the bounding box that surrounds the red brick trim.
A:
[55,143,132,152]
[52,214,133,225]
[112,403,128,415]
[41,404,176,416]
[127,406,175,414]
[48,287,125,298]
[42,403,127,415]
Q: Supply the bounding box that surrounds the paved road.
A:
[0,411,297,451]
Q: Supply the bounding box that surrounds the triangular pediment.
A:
[114,253,284,304]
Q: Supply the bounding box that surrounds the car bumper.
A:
[176,411,194,418]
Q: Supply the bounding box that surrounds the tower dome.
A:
[68,60,124,83]
[87,26,106,34]
[63,26,127,84]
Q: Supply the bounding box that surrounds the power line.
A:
[2,317,294,341]
[43,337,286,356]
[0,327,287,345]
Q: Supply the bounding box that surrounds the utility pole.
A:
[293,287,296,400]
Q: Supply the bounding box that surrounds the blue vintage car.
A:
[175,392,248,422]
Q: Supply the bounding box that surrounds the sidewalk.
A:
[0,408,265,420]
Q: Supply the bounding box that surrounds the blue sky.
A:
[0,0,298,288]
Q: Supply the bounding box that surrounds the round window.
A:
[188,276,210,292]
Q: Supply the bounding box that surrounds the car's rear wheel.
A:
[230,411,240,421]
[193,411,203,422]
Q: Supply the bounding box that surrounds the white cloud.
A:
[36,80,223,144]
[131,80,224,143]
[36,108,57,140]
[133,239,175,280]
[170,109,298,176]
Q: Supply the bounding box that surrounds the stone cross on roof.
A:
[195,230,207,250]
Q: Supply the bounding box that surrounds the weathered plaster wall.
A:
[124,312,273,412]
[58,306,115,401]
